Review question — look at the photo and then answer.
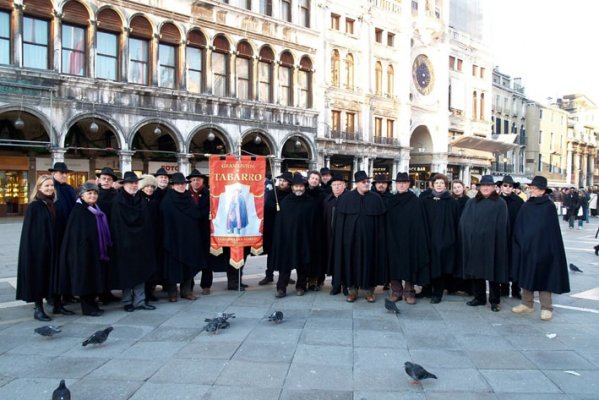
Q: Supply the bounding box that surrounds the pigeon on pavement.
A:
[569,263,583,273]
[52,379,71,400]
[404,361,437,383]
[267,311,284,323]
[385,298,401,314]
[201,313,235,334]
[34,325,62,337]
[82,327,113,346]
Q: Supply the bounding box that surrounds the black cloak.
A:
[194,186,228,273]
[141,191,163,283]
[501,193,524,276]
[511,196,570,293]
[323,190,347,276]
[97,187,117,220]
[421,191,459,278]
[160,189,205,284]
[108,189,156,289]
[270,193,315,273]
[385,191,431,285]
[53,180,76,245]
[59,202,106,296]
[331,190,387,289]
[305,186,326,277]
[459,194,509,283]
[263,187,291,254]
[454,195,469,217]
[16,199,60,302]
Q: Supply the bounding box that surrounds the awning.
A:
[451,135,518,153]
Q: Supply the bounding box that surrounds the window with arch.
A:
[345,54,354,89]
[186,29,206,93]
[279,51,294,106]
[96,8,122,80]
[158,23,180,89]
[61,1,89,76]
[331,49,340,87]
[386,65,394,96]
[472,91,478,120]
[236,41,253,100]
[128,16,152,85]
[22,0,54,69]
[258,46,274,103]
[299,56,312,108]
[298,0,310,28]
[374,61,382,96]
[212,36,230,97]
[0,9,9,65]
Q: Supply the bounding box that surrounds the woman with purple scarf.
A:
[59,182,112,316]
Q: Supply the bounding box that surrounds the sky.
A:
[488,0,599,105]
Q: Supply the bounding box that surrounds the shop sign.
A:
[409,165,429,172]
[148,161,179,174]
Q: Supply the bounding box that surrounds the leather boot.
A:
[52,296,75,315]
[34,302,51,321]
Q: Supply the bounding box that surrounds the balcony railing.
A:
[372,136,400,146]
[328,130,362,142]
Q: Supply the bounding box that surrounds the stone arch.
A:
[187,123,234,155]
[61,112,126,150]
[409,124,433,153]
[128,118,185,153]
[240,127,278,156]
[0,104,56,145]
[279,131,316,161]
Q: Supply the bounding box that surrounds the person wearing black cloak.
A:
[17,175,73,321]
[497,175,524,299]
[372,174,393,200]
[160,172,205,302]
[331,171,387,303]
[59,182,111,316]
[449,179,470,295]
[271,173,315,298]
[259,171,293,285]
[324,174,348,295]
[49,162,76,225]
[420,173,459,304]
[305,170,326,291]
[385,172,430,305]
[451,180,469,216]
[320,167,333,194]
[511,176,569,321]
[138,174,163,303]
[153,167,171,202]
[459,175,509,312]
[109,172,156,312]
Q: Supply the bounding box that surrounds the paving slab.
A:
[128,382,211,400]
[299,327,353,346]
[200,385,281,400]
[285,362,352,391]
[479,369,562,393]
[280,389,352,400]
[542,369,599,395]
[0,377,70,400]
[68,378,143,400]
[150,358,226,385]
[522,350,597,370]
[215,359,289,388]
[467,350,536,369]
[88,359,163,381]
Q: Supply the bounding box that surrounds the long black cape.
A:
[511,196,570,293]
[323,190,347,276]
[421,191,459,277]
[305,186,326,277]
[265,187,291,270]
[97,187,117,220]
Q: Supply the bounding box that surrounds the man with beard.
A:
[324,174,348,295]
[109,172,156,312]
[385,172,430,305]
[459,175,509,312]
[372,174,392,200]
[497,175,524,299]
[259,171,293,285]
[271,173,315,298]
[320,167,333,194]
[332,171,387,303]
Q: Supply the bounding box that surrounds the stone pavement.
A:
[0,216,598,399]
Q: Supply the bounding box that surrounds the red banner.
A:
[209,155,265,268]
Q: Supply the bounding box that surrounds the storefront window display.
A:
[0,171,29,215]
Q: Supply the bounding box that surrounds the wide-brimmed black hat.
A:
[119,171,139,184]
[395,172,410,182]
[96,167,118,181]
[186,169,206,180]
[496,175,515,187]
[77,182,99,197]
[478,175,495,186]
[320,167,331,176]
[153,167,170,178]
[290,172,307,185]
[277,171,293,183]
[48,162,72,173]
[330,173,345,183]
[354,171,370,182]
[169,172,189,185]
[530,176,552,194]
[373,174,391,183]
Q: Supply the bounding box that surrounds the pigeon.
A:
[201,313,235,334]
[384,298,401,314]
[34,325,62,337]
[82,327,114,346]
[52,379,71,400]
[267,311,284,323]
[404,361,437,383]
[569,263,583,273]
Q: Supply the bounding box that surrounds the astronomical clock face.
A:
[412,54,434,95]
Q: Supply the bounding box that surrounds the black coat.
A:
[54,180,76,224]
[97,187,117,220]
[323,190,347,276]
[512,196,570,293]
[421,191,459,278]
[193,186,228,273]
[109,189,156,289]
[265,187,291,269]
[454,195,469,217]
[385,191,430,285]
[160,189,206,284]
[141,191,163,283]
[459,194,509,282]
[270,193,315,273]
[305,186,326,277]
[59,202,106,296]
[501,193,524,276]
[331,190,387,288]
[16,199,60,302]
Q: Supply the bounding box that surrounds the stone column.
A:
[151,33,160,86]
[392,158,399,180]
[12,3,23,66]
[177,153,192,176]
[229,50,237,98]
[566,146,573,185]
[121,27,131,82]
[589,154,595,187]
[89,20,97,78]
[51,148,67,164]
[119,150,135,172]
[53,10,63,72]
[273,157,282,176]
[205,46,213,94]
[573,148,581,187]
[462,164,471,187]
[398,148,410,173]
[178,40,186,91]
[324,155,331,168]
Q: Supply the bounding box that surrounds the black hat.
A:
[169,172,189,185]
[48,162,72,173]
[77,182,99,197]
[496,175,515,187]
[478,175,495,186]
[320,167,331,176]
[277,171,293,183]
[330,173,345,183]
[96,167,118,181]
[354,170,370,182]
[154,167,170,177]
[373,174,391,183]
[119,171,139,184]
[530,175,552,194]
[395,172,410,182]
[290,172,307,185]
[186,169,206,180]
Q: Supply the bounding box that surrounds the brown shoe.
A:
[365,293,376,303]
[388,292,401,302]
[346,292,358,303]
[202,288,211,295]
[404,296,416,305]
[181,293,197,301]
[168,295,178,302]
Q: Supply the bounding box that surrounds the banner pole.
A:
[238,267,241,292]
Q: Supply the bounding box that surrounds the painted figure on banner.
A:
[213,183,260,237]
[226,187,249,234]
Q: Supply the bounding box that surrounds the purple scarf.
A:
[77,199,112,261]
